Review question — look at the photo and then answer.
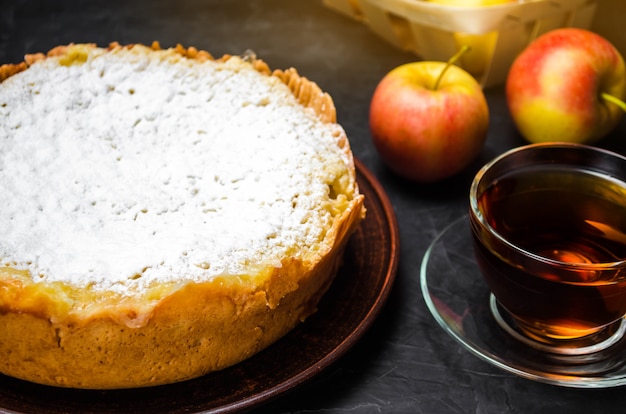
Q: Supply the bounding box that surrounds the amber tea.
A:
[475,166,626,340]
[470,144,626,353]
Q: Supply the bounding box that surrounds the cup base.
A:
[490,294,626,357]
[422,215,626,386]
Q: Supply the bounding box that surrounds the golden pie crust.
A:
[0,42,365,389]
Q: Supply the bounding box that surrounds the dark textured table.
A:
[2,1,626,412]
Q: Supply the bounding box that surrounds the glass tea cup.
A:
[469,143,626,356]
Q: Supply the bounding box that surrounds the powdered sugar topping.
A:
[0,47,351,294]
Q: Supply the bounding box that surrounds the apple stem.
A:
[602,92,626,112]
[433,45,471,91]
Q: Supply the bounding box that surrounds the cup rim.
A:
[470,142,626,271]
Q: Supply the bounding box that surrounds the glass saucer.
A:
[420,215,626,388]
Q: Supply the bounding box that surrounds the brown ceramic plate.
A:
[0,158,399,414]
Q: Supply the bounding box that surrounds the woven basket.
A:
[324,0,598,87]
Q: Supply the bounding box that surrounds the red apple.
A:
[506,28,626,144]
[369,58,489,183]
